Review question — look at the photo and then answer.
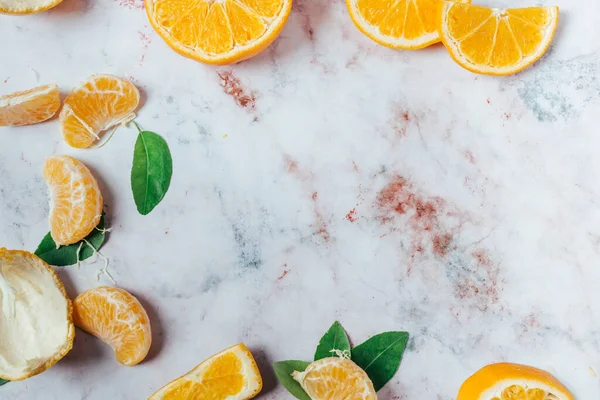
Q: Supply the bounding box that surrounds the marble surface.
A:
[2,0,600,398]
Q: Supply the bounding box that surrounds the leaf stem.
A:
[132,120,142,133]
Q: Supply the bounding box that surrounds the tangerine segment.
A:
[59,74,139,148]
[293,357,377,400]
[439,3,559,76]
[0,0,62,14]
[347,0,470,50]
[0,84,60,127]
[149,343,262,400]
[43,155,103,246]
[146,0,291,64]
[458,363,574,400]
[73,287,151,366]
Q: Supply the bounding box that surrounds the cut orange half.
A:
[347,0,470,49]
[146,0,292,64]
[0,0,62,14]
[73,287,151,366]
[439,3,559,76]
[59,74,139,148]
[0,84,60,127]
[43,155,103,246]
[458,363,574,400]
[149,343,262,399]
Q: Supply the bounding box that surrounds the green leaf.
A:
[131,130,173,215]
[34,213,107,267]
[351,331,409,391]
[273,360,311,400]
[314,321,351,361]
[0,379,8,386]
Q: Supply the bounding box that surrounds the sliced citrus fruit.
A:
[292,357,376,400]
[0,0,62,14]
[43,155,103,246]
[347,0,470,49]
[59,74,139,148]
[145,0,292,64]
[458,363,574,400]
[0,84,60,127]
[439,3,559,75]
[149,343,262,399]
[0,248,75,381]
[73,287,151,366]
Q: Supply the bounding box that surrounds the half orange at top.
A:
[0,0,62,14]
[146,0,292,64]
[347,0,470,49]
[458,363,574,400]
[43,155,103,246]
[0,84,60,127]
[60,74,139,148]
[439,3,559,76]
[149,343,262,399]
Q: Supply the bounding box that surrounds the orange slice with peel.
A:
[0,84,60,127]
[43,155,103,246]
[347,0,471,49]
[73,287,151,366]
[146,0,292,65]
[439,3,559,76]
[458,363,574,400]
[0,0,62,14]
[60,74,139,148]
[149,343,262,399]
[292,357,377,400]
[0,248,75,381]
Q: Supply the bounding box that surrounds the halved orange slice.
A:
[59,74,139,148]
[0,0,62,14]
[439,3,559,75]
[149,343,262,399]
[146,0,292,64]
[458,363,574,400]
[73,287,151,366]
[347,0,470,49]
[0,84,60,127]
[43,155,103,246]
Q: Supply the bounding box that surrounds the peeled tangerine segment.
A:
[149,343,262,400]
[59,74,139,148]
[0,84,60,126]
[43,155,103,246]
[73,287,152,366]
[458,363,574,400]
[0,249,75,381]
[293,357,377,400]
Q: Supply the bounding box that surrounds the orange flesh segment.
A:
[0,84,60,127]
[73,287,151,366]
[43,156,103,246]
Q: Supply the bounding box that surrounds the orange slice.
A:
[145,0,292,65]
[292,357,377,400]
[458,363,574,400]
[59,74,139,148]
[0,0,62,14]
[149,343,262,399]
[439,3,559,75]
[347,0,470,49]
[0,84,60,127]
[0,248,75,381]
[73,287,151,366]
[43,155,103,246]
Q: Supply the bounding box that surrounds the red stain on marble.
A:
[389,103,419,137]
[352,161,360,173]
[345,208,358,222]
[503,112,512,120]
[114,0,144,9]
[3,77,9,84]
[217,70,257,111]
[486,98,491,104]
[138,30,151,66]
[464,150,476,164]
[456,248,501,305]
[432,233,452,257]
[277,266,290,280]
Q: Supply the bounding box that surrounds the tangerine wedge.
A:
[0,84,60,127]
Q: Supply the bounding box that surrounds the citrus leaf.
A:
[351,331,409,391]
[314,321,351,361]
[0,379,8,386]
[34,213,106,266]
[131,130,172,215]
[273,360,311,400]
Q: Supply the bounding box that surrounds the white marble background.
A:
[1,0,600,398]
